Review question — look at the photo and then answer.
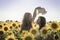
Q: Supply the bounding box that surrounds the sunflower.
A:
[50,21,60,31]
[42,23,53,35]
[0,30,4,36]
[22,32,34,40]
[5,35,16,40]
[0,24,3,29]
[4,26,9,32]
[5,31,16,40]
[20,30,29,38]
[45,22,54,33]
[55,30,60,40]
[53,31,60,40]
[29,28,39,37]
[45,23,51,29]
[32,22,39,29]
[0,30,5,40]
[53,35,60,40]
[3,23,10,32]
[13,26,21,31]
[17,22,21,31]
[9,26,13,30]
[40,27,50,39]
[12,22,16,27]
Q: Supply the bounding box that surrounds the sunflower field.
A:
[0,20,60,40]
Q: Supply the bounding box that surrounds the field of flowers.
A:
[0,20,60,40]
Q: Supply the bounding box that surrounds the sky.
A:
[0,0,60,22]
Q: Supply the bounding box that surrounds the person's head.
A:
[37,16,46,30]
[23,12,32,23]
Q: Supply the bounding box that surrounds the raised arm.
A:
[33,9,37,21]
[33,7,41,21]
[33,7,47,21]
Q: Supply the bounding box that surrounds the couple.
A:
[21,7,47,31]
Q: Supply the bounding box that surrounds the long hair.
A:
[37,16,46,30]
[21,12,32,31]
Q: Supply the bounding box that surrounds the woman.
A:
[34,16,46,40]
[37,16,46,30]
[21,12,32,31]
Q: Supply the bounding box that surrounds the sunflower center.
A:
[0,31,4,36]
[25,36,32,40]
[10,26,12,29]
[55,35,59,40]
[4,27,8,31]
[19,25,20,27]
[51,23,58,29]
[42,29,47,34]
[8,38,14,40]
[0,25,2,29]
[31,30,36,35]
[9,33,12,35]
[12,23,16,27]
[4,23,6,25]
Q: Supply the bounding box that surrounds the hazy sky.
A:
[0,0,60,22]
